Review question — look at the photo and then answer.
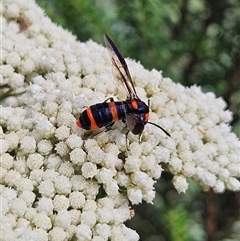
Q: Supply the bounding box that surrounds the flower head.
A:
[1,0,239,240]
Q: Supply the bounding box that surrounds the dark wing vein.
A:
[104,34,138,99]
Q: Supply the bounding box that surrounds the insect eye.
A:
[144,113,149,121]
[131,100,138,110]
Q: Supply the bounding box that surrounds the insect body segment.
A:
[76,99,125,130]
[76,34,170,138]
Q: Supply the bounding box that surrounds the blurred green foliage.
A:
[162,205,191,241]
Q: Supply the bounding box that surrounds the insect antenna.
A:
[147,99,170,137]
[147,121,171,137]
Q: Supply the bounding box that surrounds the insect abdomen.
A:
[77,101,126,130]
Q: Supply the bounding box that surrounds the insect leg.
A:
[83,126,112,140]
[125,130,130,150]
[105,122,114,131]
[138,133,142,144]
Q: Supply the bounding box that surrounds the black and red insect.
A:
[76,34,170,138]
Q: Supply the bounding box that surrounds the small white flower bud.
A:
[55,125,70,140]
[70,148,86,165]
[20,136,36,154]
[226,177,240,191]
[54,175,72,195]
[0,139,9,154]
[54,210,72,228]
[81,210,97,227]
[36,197,54,214]
[38,180,55,198]
[0,153,13,169]
[172,175,189,193]
[75,224,92,241]
[53,195,70,211]
[33,212,52,230]
[58,162,74,177]
[124,156,141,173]
[55,142,69,156]
[48,227,68,241]
[81,162,98,179]
[37,140,53,155]
[127,187,143,205]
[27,153,44,170]
[69,191,85,209]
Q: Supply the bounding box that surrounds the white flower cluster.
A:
[1,0,239,240]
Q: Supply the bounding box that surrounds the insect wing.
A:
[104,34,138,99]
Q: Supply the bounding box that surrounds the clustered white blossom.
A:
[1,0,239,240]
